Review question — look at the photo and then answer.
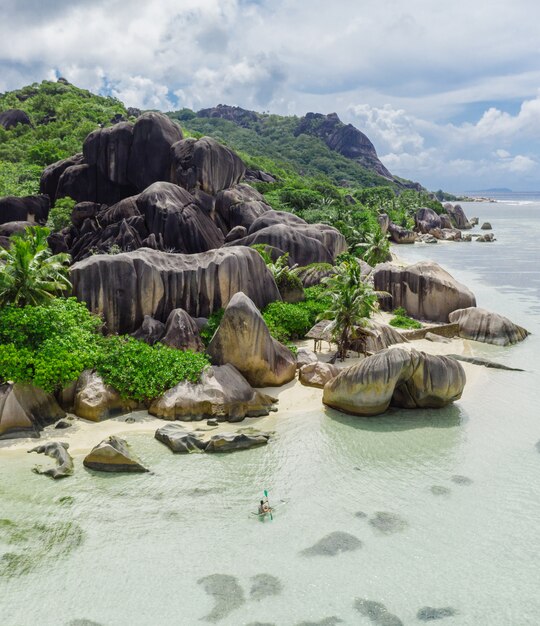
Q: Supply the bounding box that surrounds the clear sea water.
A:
[1,200,539,626]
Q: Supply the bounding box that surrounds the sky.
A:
[1,0,540,192]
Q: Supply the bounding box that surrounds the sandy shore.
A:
[0,330,487,459]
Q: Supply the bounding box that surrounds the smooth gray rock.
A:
[154,424,206,453]
[161,308,204,352]
[323,348,466,416]
[215,184,271,232]
[208,293,296,387]
[149,364,278,421]
[131,315,166,345]
[480,222,492,230]
[71,247,280,335]
[449,307,529,346]
[83,436,148,472]
[300,531,362,557]
[29,442,74,479]
[373,261,476,322]
[444,203,471,229]
[299,362,339,389]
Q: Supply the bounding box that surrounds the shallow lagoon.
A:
[1,201,540,625]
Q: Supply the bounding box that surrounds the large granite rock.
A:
[161,308,204,351]
[171,136,245,195]
[73,370,136,421]
[207,292,297,387]
[83,122,134,187]
[215,184,271,232]
[415,207,442,234]
[154,424,207,453]
[136,181,224,253]
[0,383,65,439]
[83,436,148,472]
[388,221,416,244]
[444,203,472,229]
[323,348,466,416]
[149,364,278,421]
[448,307,529,346]
[0,108,31,130]
[40,153,85,203]
[205,431,271,452]
[71,246,281,334]
[297,263,335,287]
[0,195,50,225]
[299,362,339,388]
[373,261,476,322]
[29,442,74,479]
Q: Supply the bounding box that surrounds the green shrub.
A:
[389,307,422,329]
[96,336,209,403]
[46,196,76,231]
[200,308,224,345]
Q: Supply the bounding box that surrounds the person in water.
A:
[258,499,271,515]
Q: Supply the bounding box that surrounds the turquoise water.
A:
[1,201,540,625]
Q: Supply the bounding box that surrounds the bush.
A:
[96,336,209,403]
[47,196,76,231]
[200,308,224,345]
[389,307,422,329]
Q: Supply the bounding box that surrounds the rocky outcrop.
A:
[362,320,409,353]
[448,307,530,346]
[444,204,471,229]
[481,222,492,230]
[477,233,495,242]
[83,436,148,472]
[160,308,204,351]
[171,136,245,195]
[0,195,50,225]
[415,207,442,234]
[299,362,339,388]
[0,108,31,130]
[297,263,335,287]
[40,153,85,203]
[388,221,416,244]
[73,370,136,421]
[0,383,65,439]
[29,442,74,479]
[208,293,296,387]
[296,348,319,368]
[323,348,466,416]
[131,315,166,345]
[215,184,271,232]
[198,104,259,127]
[373,261,476,322]
[205,431,271,452]
[154,424,207,453]
[71,246,281,334]
[149,364,278,421]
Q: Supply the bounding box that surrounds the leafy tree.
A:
[46,196,76,231]
[320,260,377,360]
[0,226,71,306]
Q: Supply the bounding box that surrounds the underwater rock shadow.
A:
[324,402,465,433]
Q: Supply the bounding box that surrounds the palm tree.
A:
[0,226,71,306]
[320,260,377,361]
[356,226,391,266]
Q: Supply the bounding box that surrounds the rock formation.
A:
[154,424,207,453]
[323,348,466,416]
[207,292,296,387]
[161,308,204,351]
[444,203,471,229]
[205,431,271,452]
[0,195,50,225]
[448,307,529,346]
[0,108,32,130]
[215,184,271,232]
[373,261,476,322]
[29,442,74,479]
[299,362,339,388]
[0,383,65,439]
[131,315,166,345]
[388,221,416,244]
[71,246,281,334]
[149,364,277,421]
[83,436,148,472]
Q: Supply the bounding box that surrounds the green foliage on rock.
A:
[46,196,76,231]
[96,336,209,403]
[0,226,71,307]
[389,307,422,329]
[200,308,225,346]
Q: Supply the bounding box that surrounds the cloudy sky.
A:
[2,0,540,191]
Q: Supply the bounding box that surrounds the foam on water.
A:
[1,200,540,625]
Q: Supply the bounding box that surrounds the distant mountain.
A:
[467,187,513,193]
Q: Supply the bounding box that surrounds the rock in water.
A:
[417,606,457,621]
[29,442,74,479]
[299,362,340,389]
[161,308,204,352]
[447,354,524,371]
[354,599,403,626]
[71,247,280,335]
[83,436,148,472]
[204,431,271,453]
[208,293,297,387]
[249,574,283,600]
[448,307,529,346]
[300,531,362,557]
[373,261,476,322]
[323,348,465,416]
[0,383,65,439]
[73,370,136,422]
[154,424,206,453]
[368,511,408,534]
[444,203,471,229]
[149,364,278,421]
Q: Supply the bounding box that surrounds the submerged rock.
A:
[197,573,245,623]
[0,382,65,439]
[83,436,148,472]
[373,261,476,322]
[208,293,296,387]
[430,485,451,496]
[417,606,457,621]
[448,354,524,371]
[149,364,277,421]
[29,442,74,479]
[204,431,271,453]
[300,531,362,557]
[296,619,343,626]
[368,511,408,534]
[323,348,466,417]
[249,573,283,600]
[448,307,529,346]
[354,599,403,626]
[154,424,206,453]
[451,475,473,485]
